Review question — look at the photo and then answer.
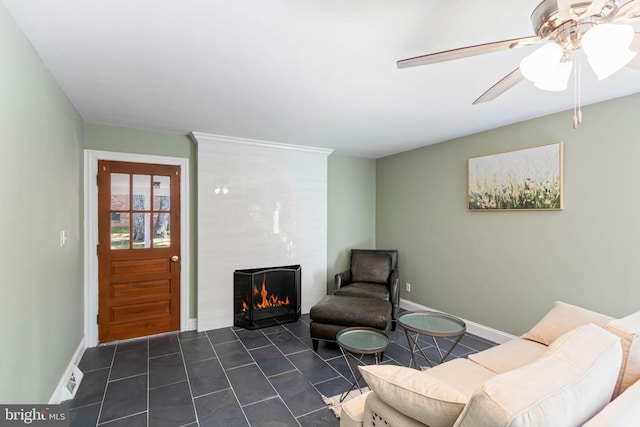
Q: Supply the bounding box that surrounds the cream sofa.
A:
[341,302,640,427]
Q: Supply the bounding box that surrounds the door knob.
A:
[171,255,179,262]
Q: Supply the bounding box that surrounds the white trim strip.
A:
[399,299,516,344]
[191,132,334,155]
[49,337,86,404]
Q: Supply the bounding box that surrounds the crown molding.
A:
[191,132,334,156]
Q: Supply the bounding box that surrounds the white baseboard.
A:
[49,336,87,404]
[188,318,197,331]
[399,299,515,344]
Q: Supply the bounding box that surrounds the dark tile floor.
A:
[67,313,497,427]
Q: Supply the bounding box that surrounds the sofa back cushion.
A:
[582,377,640,427]
[521,301,613,345]
[455,324,622,427]
[351,252,392,284]
[604,311,640,397]
[467,338,547,374]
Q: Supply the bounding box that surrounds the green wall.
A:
[0,3,85,403]
[327,154,377,293]
[376,93,640,335]
[84,124,198,317]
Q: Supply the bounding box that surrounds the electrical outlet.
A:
[405,282,411,292]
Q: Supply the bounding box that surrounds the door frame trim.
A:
[84,150,190,347]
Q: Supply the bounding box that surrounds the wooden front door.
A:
[98,160,181,343]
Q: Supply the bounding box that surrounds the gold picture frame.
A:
[468,142,563,211]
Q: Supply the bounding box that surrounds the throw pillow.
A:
[359,365,466,427]
[522,301,613,345]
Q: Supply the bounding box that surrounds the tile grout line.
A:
[146,338,150,427]
[238,325,304,425]
[262,324,329,425]
[94,344,118,426]
[210,329,252,426]
[176,333,201,427]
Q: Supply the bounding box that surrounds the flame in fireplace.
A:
[242,273,290,312]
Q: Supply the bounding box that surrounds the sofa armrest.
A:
[335,270,352,289]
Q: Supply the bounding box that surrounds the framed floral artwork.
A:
[468,142,563,211]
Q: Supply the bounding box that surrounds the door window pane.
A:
[133,175,150,211]
[152,213,171,248]
[153,176,170,210]
[132,213,151,249]
[111,173,130,210]
[111,212,130,249]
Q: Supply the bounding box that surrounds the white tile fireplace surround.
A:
[193,132,333,331]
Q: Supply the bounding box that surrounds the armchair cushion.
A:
[350,252,392,284]
[333,282,389,301]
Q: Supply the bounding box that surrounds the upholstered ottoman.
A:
[309,294,392,351]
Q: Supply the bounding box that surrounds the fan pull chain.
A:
[573,58,582,129]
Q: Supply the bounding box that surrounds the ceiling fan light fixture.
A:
[520,42,564,81]
[520,42,572,91]
[581,24,635,57]
[581,23,636,79]
[534,61,573,90]
[587,48,638,79]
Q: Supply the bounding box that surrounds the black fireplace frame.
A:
[233,264,301,330]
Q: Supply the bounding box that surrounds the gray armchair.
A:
[334,249,399,330]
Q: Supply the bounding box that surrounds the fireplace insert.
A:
[233,265,301,329]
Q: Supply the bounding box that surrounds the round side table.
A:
[336,327,389,402]
[398,311,466,369]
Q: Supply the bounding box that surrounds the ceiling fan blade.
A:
[615,0,640,23]
[626,32,640,69]
[472,68,525,105]
[396,36,540,69]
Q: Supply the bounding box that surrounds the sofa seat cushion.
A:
[604,311,640,397]
[359,361,495,427]
[351,252,392,284]
[468,338,547,374]
[455,324,622,427]
[334,282,390,301]
[582,379,640,427]
[522,301,613,345]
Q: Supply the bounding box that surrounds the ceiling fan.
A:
[398,0,640,106]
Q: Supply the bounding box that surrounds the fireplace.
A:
[234,265,301,329]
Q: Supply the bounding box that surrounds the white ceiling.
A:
[4,0,640,158]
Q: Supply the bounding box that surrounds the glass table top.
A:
[336,328,390,354]
[398,311,466,336]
